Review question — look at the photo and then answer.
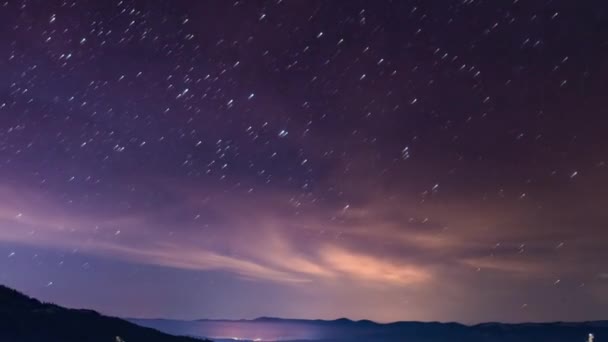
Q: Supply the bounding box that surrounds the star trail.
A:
[0,0,607,323]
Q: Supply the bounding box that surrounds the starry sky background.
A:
[1,0,607,323]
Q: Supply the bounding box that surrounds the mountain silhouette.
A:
[3,283,605,342]
[131,316,608,342]
[0,285,211,342]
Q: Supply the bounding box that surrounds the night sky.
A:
[1,0,607,323]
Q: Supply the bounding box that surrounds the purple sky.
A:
[0,0,607,323]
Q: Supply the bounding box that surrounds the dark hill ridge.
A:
[131,316,607,342]
[3,283,605,342]
[0,285,211,342]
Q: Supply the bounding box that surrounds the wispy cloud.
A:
[0,179,604,291]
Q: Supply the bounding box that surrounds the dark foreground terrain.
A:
[2,283,605,342]
[132,316,608,342]
[0,285,210,342]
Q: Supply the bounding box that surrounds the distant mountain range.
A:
[2,283,606,342]
[130,316,608,342]
[0,285,210,342]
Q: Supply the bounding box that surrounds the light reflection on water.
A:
[139,320,326,341]
[197,321,325,341]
